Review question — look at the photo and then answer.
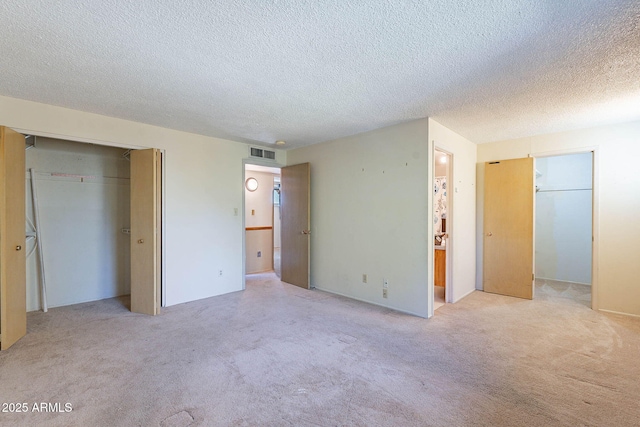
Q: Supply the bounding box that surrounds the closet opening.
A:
[1,130,163,350]
[26,137,164,315]
[25,137,133,311]
[534,152,593,307]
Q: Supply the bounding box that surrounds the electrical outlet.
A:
[234,208,238,216]
[257,251,262,258]
[383,289,388,298]
[219,270,223,276]
[383,279,388,289]
[362,274,368,283]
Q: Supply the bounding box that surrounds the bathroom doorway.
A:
[534,152,593,307]
[434,149,451,311]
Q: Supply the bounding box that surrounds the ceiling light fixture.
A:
[245,177,258,192]
[439,156,447,164]
[275,140,286,146]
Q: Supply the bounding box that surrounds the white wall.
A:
[435,151,447,176]
[245,171,274,228]
[286,118,477,316]
[272,176,281,248]
[1,95,286,307]
[273,205,281,248]
[25,138,130,310]
[477,120,640,316]
[287,119,431,316]
[535,153,592,284]
[428,119,478,303]
[245,170,274,273]
[245,230,273,274]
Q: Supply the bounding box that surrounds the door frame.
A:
[435,148,454,304]
[241,158,284,290]
[10,127,167,308]
[428,141,456,318]
[530,147,599,310]
[427,141,435,318]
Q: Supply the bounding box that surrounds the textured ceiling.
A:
[1,1,638,149]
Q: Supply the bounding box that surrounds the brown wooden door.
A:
[1,127,27,349]
[155,151,163,311]
[483,158,534,299]
[434,249,446,287]
[130,149,161,315]
[280,163,310,289]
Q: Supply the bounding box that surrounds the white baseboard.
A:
[598,308,640,319]
[537,277,591,286]
[451,287,476,304]
[313,286,428,319]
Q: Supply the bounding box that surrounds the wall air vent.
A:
[250,147,276,161]
[263,150,276,160]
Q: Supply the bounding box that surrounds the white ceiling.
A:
[1,1,638,149]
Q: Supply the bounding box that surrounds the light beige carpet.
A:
[273,247,281,278]
[1,272,639,426]
[535,278,592,307]
[434,285,445,311]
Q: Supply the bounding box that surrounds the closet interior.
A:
[24,137,131,312]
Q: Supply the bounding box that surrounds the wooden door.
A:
[130,149,161,315]
[1,127,26,349]
[155,151,163,310]
[434,249,446,287]
[280,163,310,289]
[483,158,534,299]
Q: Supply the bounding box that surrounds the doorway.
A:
[25,137,133,311]
[244,164,281,278]
[534,152,593,307]
[1,129,165,349]
[482,150,597,308]
[242,161,311,290]
[273,176,281,277]
[434,149,451,311]
[24,137,163,314]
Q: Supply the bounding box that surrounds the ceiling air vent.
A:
[250,147,276,161]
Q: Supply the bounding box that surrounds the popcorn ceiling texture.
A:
[0,1,638,148]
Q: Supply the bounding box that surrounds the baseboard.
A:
[537,277,591,286]
[246,269,274,275]
[313,286,428,319]
[451,287,476,304]
[598,308,640,319]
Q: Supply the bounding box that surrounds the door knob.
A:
[16,245,22,251]
[486,232,492,237]
[301,230,311,235]
[138,239,144,244]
